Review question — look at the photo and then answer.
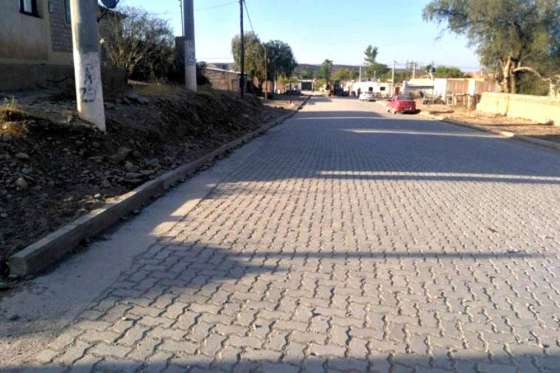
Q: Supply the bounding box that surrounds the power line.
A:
[195,1,236,12]
[243,0,256,34]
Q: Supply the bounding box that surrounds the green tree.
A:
[433,65,464,78]
[298,68,314,79]
[424,0,560,93]
[318,59,334,81]
[264,40,297,81]
[231,32,265,81]
[363,45,379,79]
[332,68,358,82]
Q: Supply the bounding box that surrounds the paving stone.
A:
[23,97,560,372]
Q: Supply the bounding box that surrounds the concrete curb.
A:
[7,97,309,278]
[418,111,513,137]
[419,111,560,152]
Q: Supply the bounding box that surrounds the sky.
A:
[118,0,481,71]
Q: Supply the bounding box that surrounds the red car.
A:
[386,94,417,114]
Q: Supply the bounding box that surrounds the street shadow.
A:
[0,239,544,338]
[3,352,560,372]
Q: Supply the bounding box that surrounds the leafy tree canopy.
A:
[332,68,358,82]
[424,0,560,93]
[232,32,265,81]
[318,59,334,81]
[264,40,297,81]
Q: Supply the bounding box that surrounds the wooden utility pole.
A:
[70,0,106,131]
[183,0,197,91]
[239,0,245,97]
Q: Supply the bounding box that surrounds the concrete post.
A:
[239,0,245,97]
[183,0,197,91]
[70,0,106,131]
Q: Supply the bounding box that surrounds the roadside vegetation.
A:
[99,7,177,82]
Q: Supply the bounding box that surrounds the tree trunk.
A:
[500,57,512,93]
[510,72,518,94]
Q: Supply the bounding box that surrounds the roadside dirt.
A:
[419,102,560,144]
[0,88,296,273]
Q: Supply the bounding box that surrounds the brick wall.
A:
[49,0,72,53]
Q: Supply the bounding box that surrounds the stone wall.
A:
[477,92,560,125]
[202,68,240,92]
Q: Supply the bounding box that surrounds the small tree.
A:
[298,68,314,79]
[363,45,379,79]
[232,32,265,82]
[99,7,175,81]
[433,65,464,78]
[332,68,357,82]
[318,59,334,82]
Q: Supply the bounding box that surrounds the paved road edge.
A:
[421,111,560,152]
[7,97,309,278]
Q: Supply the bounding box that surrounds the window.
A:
[64,0,71,24]
[20,0,38,16]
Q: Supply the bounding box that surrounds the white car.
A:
[358,92,375,101]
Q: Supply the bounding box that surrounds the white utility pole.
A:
[70,0,106,131]
[412,62,416,79]
[183,0,197,91]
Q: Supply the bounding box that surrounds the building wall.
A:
[0,0,73,65]
[202,68,240,92]
[478,92,560,125]
[0,0,50,62]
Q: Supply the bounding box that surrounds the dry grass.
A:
[0,99,29,138]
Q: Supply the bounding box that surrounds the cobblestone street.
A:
[4,97,560,372]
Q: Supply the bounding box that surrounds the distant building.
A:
[349,81,394,97]
[300,79,315,92]
[402,79,435,97]
[202,66,243,92]
[1,0,73,66]
[433,78,497,100]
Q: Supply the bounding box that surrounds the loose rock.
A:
[15,177,28,190]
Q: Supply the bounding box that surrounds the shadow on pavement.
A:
[4,353,560,372]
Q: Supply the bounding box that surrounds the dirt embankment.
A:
[0,89,292,272]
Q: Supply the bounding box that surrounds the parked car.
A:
[386,94,417,114]
[359,92,375,102]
